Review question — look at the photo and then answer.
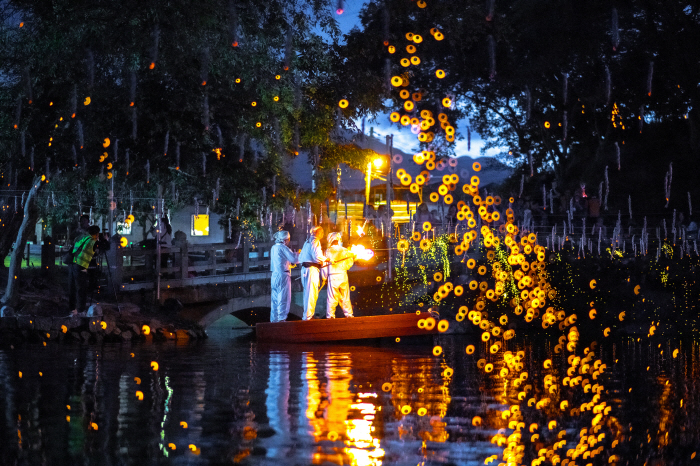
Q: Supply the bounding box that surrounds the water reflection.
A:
[2,331,700,464]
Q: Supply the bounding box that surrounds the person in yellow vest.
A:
[69,225,100,315]
[322,232,355,319]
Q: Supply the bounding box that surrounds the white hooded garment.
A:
[322,244,354,318]
[299,237,327,320]
[270,234,299,323]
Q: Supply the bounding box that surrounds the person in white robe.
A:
[298,226,328,320]
[270,230,299,322]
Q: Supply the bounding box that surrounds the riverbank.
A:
[0,303,207,346]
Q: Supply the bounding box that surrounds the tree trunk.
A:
[0,213,24,269]
[1,179,41,307]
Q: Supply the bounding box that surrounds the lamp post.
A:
[365,156,384,205]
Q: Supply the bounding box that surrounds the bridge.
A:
[99,238,423,328]
[35,227,454,328]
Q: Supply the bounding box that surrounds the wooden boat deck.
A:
[255,312,438,343]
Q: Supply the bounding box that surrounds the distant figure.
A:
[363,204,377,228]
[68,225,100,315]
[414,202,432,225]
[299,226,328,320]
[269,231,299,322]
[446,204,459,225]
[322,232,355,319]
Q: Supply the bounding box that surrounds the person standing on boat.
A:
[270,230,299,322]
[299,226,329,320]
[322,232,355,319]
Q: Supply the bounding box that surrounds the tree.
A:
[342,0,700,214]
[0,0,382,301]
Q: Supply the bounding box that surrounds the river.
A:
[1,314,699,465]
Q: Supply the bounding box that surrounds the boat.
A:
[255,311,438,343]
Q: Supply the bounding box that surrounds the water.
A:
[2,316,700,465]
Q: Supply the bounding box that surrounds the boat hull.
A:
[255,312,438,343]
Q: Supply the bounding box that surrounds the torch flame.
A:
[350,244,374,261]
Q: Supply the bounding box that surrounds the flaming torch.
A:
[349,244,375,261]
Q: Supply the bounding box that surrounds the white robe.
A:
[322,245,354,318]
[299,238,327,320]
[270,242,299,322]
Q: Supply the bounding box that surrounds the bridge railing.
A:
[110,239,297,286]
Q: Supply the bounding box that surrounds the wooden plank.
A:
[256,312,438,343]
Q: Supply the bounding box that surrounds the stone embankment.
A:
[0,302,206,345]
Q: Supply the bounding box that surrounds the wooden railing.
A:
[108,238,296,285]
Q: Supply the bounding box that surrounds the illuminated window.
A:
[191,215,209,236]
[116,222,132,235]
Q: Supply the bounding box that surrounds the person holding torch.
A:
[322,232,355,319]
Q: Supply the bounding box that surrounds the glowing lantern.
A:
[413,34,423,43]
[251,101,256,106]
[544,121,551,128]
[102,138,111,148]
[338,99,349,108]
[151,361,159,371]
[410,56,420,65]
[429,192,439,202]
[256,122,261,127]
[589,279,597,289]
[84,97,91,105]
[391,76,403,87]
[390,112,400,122]
[404,101,414,111]
[273,96,279,101]
[442,97,451,107]
[434,31,444,40]
[399,89,410,99]
[400,58,410,67]
[275,75,281,80]
[432,345,442,356]
[388,45,395,53]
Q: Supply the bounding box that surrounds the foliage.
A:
[344,0,700,215]
[0,0,379,243]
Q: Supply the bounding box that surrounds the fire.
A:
[350,244,374,261]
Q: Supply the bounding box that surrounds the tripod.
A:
[88,249,121,310]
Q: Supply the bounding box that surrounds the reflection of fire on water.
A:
[305,353,385,466]
[349,244,375,261]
